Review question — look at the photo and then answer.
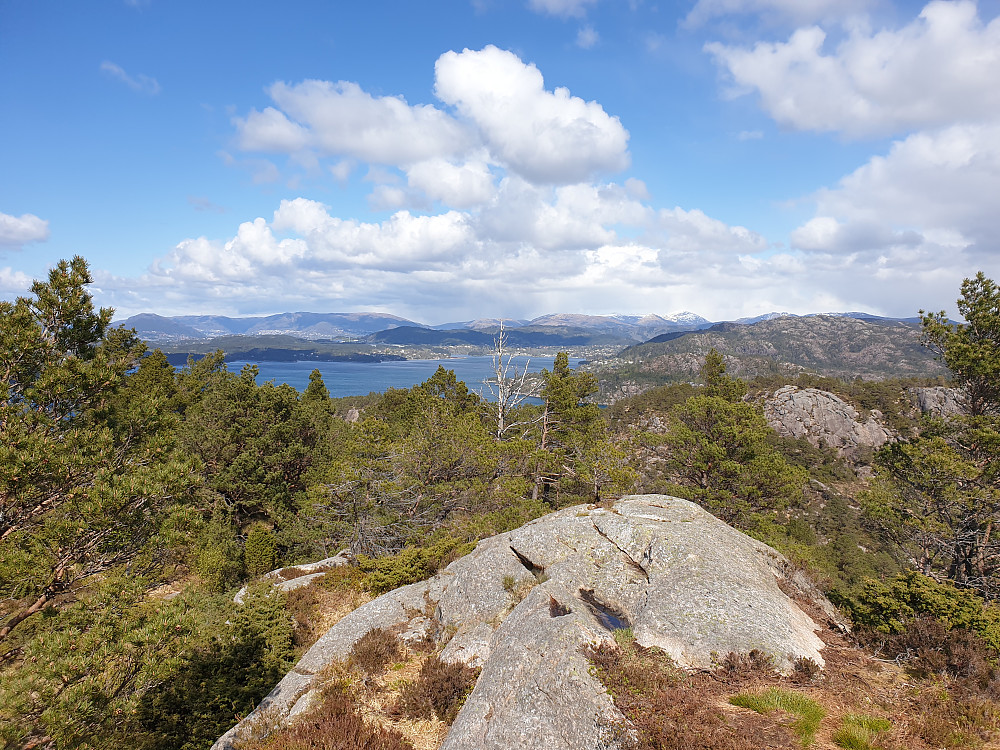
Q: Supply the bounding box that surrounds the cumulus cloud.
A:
[792,124,1000,256]
[434,45,630,183]
[235,80,474,165]
[232,46,630,203]
[100,61,161,95]
[653,207,766,255]
[405,157,496,208]
[706,1,1000,137]
[0,212,50,248]
[0,267,32,295]
[117,180,815,321]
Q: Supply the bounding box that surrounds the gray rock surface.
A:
[909,386,965,418]
[233,552,349,605]
[212,495,833,750]
[764,385,893,457]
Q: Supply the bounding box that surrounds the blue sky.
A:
[2,0,999,324]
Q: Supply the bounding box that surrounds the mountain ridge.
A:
[117,309,919,344]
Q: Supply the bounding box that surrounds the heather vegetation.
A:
[2,258,1000,748]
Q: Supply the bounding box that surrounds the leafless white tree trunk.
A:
[485,320,532,440]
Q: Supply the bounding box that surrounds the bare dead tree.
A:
[484,320,534,440]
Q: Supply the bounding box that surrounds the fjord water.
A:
[227,355,581,399]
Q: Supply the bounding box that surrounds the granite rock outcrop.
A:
[212,495,835,750]
[764,385,893,458]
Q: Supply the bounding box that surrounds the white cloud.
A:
[100,61,161,95]
[793,123,1000,254]
[405,157,496,208]
[576,26,600,49]
[653,207,766,255]
[235,80,474,165]
[118,182,803,321]
[528,0,598,18]
[0,212,50,248]
[329,160,353,183]
[685,0,871,28]
[0,267,32,295]
[706,1,1000,137]
[234,107,310,152]
[230,46,630,201]
[434,45,630,183]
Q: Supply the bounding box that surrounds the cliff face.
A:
[763,385,894,458]
[213,495,837,750]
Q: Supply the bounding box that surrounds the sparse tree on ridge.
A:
[864,273,1000,598]
[921,271,1000,416]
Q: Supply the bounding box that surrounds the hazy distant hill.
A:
[118,312,418,341]
[123,313,204,341]
[118,310,717,344]
[118,308,923,351]
[371,325,631,348]
[602,315,947,384]
[527,312,713,340]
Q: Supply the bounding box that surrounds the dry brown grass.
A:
[254,626,461,750]
[585,621,1000,750]
[285,582,372,650]
[395,656,480,724]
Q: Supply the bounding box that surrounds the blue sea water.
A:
[227,355,582,400]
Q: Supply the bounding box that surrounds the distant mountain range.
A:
[117,309,917,345]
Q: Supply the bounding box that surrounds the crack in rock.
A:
[591,521,650,584]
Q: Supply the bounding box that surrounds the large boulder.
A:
[764,385,893,457]
[909,385,965,418]
[212,495,835,750]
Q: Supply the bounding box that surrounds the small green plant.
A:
[357,537,474,594]
[832,714,892,750]
[245,522,279,577]
[729,688,826,747]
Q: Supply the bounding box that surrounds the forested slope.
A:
[2,260,999,749]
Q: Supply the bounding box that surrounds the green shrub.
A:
[834,570,1000,651]
[245,523,278,577]
[357,537,474,594]
[195,521,245,591]
[131,585,295,750]
[729,688,826,747]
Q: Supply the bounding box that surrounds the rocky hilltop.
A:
[213,495,837,750]
[602,315,946,390]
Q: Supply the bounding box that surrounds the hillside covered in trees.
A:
[2,259,1000,749]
